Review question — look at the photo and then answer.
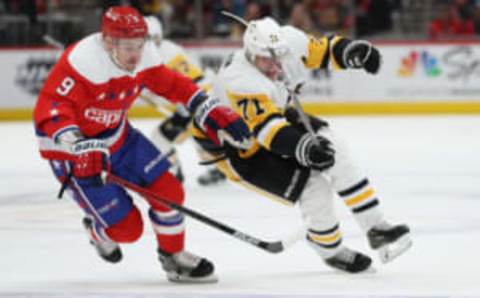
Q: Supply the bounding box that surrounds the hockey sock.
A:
[149,208,185,253]
[338,178,384,231]
[306,223,343,258]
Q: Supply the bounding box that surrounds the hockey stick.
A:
[139,94,175,118]
[43,35,64,50]
[106,173,304,253]
[287,92,320,145]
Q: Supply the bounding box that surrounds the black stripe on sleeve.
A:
[252,113,283,136]
[331,37,351,69]
[319,36,332,69]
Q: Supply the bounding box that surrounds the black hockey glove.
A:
[284,107,329,132]
[343,40,381,74]
[295,133,335,171]
[159,111,192,142]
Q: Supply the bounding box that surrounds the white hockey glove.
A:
[295,133,335,171]
[343,40,381,74]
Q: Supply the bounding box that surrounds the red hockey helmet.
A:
[102,6,147,39]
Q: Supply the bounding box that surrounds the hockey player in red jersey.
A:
[33,6,250,283]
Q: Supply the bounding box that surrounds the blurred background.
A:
[2,0,480,46]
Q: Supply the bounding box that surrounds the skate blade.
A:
[167,272,219,284]
[329,264,377,275]
[378,234,412,264]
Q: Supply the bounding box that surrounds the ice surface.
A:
[1,117,479,297]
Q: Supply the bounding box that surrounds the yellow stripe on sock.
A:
[308,230,342,244]
[345,188,374,207]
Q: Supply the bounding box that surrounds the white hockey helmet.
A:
[144,16,163,44]
[243,17,289,61]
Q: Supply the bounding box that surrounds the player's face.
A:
[254,56,282,80]
[112,38,146,71]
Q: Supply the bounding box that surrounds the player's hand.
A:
[194,97,251,150]
[295,134,335,171]
[71,139,110,186]
[343,40,381,74]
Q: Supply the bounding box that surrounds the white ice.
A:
[1,116,480,298]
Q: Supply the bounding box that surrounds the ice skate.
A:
[83,217,122,263]
[324,247,373,273]
[158,248,217,283]
[197,168,226,186]
[368,222,412,263]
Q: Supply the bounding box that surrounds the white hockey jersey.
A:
[212,26,347,157]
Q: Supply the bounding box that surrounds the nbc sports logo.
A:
[398,50,441,77]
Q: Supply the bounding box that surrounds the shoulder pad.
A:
[68,33,163,84]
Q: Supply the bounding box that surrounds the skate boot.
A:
[83,217,122,263]
[158,248,217,283]
[197,168,226,186]
[367,222,412,263]
[324,247,373,273]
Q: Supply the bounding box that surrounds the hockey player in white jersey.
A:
[193,16,412,273]
[143,16,226,185]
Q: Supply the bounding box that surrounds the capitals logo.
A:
[84,107,123,127]
[398,50,441,77]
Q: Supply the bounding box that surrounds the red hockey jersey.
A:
[34,33,200,160]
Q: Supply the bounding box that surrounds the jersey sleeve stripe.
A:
[252,113,283,136]
[257,118,289,149]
